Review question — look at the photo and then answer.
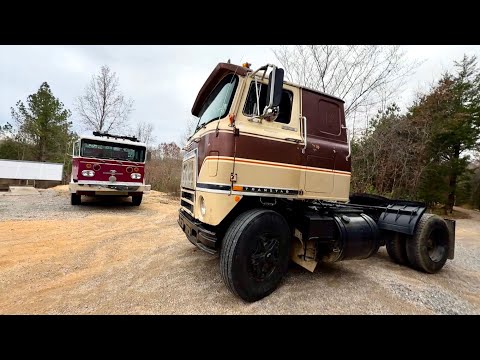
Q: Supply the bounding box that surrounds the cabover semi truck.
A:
[178,62,456,302]
[69,131,151,206]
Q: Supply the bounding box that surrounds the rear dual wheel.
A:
[386,214,450,274]
[386,232,409,265]
[406,214,450,273]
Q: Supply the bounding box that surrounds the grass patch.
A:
[429,206,471,219]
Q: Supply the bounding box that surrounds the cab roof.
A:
[191,62,344,116]
[78,135,147,147]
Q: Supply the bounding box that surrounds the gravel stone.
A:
[0,186,479,314]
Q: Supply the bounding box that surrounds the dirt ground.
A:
[0,187,479,314]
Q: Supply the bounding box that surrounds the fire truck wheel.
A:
[220,208,291,302]
[132,194,143,206]
[406,214,450,273]
[71,193,81,205]
[385,232,410,265]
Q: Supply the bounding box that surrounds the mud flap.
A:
[290,229,318,272]
[444,218,455,260]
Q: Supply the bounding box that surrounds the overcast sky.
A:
[1,45,480,145]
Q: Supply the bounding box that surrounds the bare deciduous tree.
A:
[351,103,432,199]
[75,65,134,133]
[273,45,420,133]
[134,121,155,146]
[145,142,183,196]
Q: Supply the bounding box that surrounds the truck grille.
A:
[180,188,195,215]
[181,191,194,202]
[180,149,197,190]
[181,199,194,213]
[180,149,197,215]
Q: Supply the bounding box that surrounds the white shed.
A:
[0,159,64,181]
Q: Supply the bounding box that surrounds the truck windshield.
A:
[196,74,238,130]
[81,139,146,162]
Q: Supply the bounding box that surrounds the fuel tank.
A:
[300,211,379,263]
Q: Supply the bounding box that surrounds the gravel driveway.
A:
[0,186,479,314]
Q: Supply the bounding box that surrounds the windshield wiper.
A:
[102,157,125,161]
[195,122,207,132]
[197,119,217,131]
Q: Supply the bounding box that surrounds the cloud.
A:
[1,45,479,144]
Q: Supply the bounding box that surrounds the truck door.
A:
[234,80,303,193]
[301,89,343,195]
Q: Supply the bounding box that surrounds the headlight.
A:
[81,170,95,177]
[130,173,142,179]
[199,195,206,216]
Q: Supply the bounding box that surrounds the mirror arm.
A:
[254,76,261,117]
[267,65,277,109]
[249,64,273,79]
[249,64,283,122]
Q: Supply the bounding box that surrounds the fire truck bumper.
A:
[69,182,151,195]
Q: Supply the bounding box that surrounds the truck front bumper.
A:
[69,182,151,195]
[178,209,218,255]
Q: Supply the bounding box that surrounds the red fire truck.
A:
[69,131,151,206]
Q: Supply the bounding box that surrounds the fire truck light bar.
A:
[92,131,139,142]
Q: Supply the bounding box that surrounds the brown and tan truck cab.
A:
[178,62,456,302]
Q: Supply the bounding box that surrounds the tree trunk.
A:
[446,145,460,214]
[41,140,47,162]
[37,138,44,161]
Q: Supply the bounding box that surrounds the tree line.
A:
[350,55,480,212]
[1,47,479,208]
[0,65,181,190]
[275,46,479,211]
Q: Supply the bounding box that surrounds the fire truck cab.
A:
[69,131,151,206]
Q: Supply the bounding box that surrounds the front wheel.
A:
[132,194,143,206]
[220,209,291,302]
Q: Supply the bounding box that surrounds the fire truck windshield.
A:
[81,139,146,162]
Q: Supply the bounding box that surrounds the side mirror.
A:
[266,67,284,109]
[146,151,152,161]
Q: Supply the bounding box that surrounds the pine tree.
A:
[11,82,75,162]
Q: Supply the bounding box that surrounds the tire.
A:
[132,194,143,206]
[71,193,81,205]
[220,209,291,302]
[385,232,409,265]
[406,213,450,273]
